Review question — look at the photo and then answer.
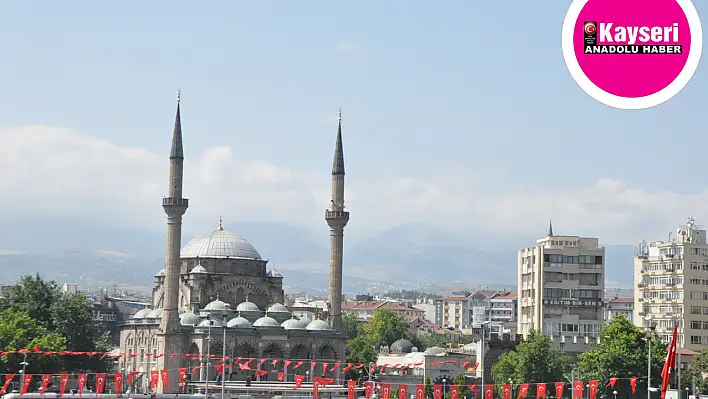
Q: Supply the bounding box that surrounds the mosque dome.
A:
[306,319,332,331]
[155,269,166,277]
[266,303,289,314]
[190,264,208,274]
[181,223,262,260]
[281,318,304,330]
[198,318,223,327]
[298,316,312,327]
[132,309,148,319]
[236,300,261,312]
[146,308,164,319]
[390,339,414,354]
[204,299,230,311]
[227,315,252,328]
[253,315,280,327]
[180,312,201,326]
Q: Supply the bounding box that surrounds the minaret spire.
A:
[170,90,184,160]
[325,109,350,333]
[548,220,554,237]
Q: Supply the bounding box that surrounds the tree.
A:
[0,274,60,329]
[453,373,468,398]
[418,333,451,350]
[575,314,666,392]
[683,349,708,393]
[363,310,409,348]
[424,377,433,398]
[0,308,66,374]
[343,312,360,340]
[492,330,571,386]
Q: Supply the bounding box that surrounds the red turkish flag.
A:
[416,384,425,399]
[451,385,460,399]
[294,375,304,389]
[518,384,529,399]
[150,370,159,390]
[468,385,478,399]
[537,383,546,399]
[382,384,392,399]
[1,374,14,395]
[21,374,32,395]
[59,374,68,398]
[313,380,321,398]
[607,378,618,388]
[178,368,187,385]
[399,384,408,399]
[503,384,512,399]
[40,374,51,395]
[348,380,357,399]
[484,385,494,399]
[127,372,139,385]
[555,383,565,399]
[96,373,106,394]
[77,373,87,397]
[630,378,638,394]
[573,382,584,399]
[114,372,124,395]
[434,385,443,399]
[278,373,285,382]
[365,382,374,399]
[160,370,169,390]
[589,381,598,399]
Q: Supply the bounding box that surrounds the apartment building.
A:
[342,300,426,322]
[435,292,471,329]
[517,223,605,352]
[435,290,518,334]
[634,217,708,352]
[604,297,634,323]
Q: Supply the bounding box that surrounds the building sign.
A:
[543,299,602,307]
[93,310,117,323]
[472,306,486,328]
[217,278,268,297]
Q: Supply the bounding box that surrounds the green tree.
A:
[343,312,360,340]
[575,314,666,389]
[0,274,60,329]
[492,330,571,385]
[683,349,708,393]
[453,373,468,398]
[0,308,66,374]
[418,333,451,350]
[364,309,409,348]
[425,377,433,398]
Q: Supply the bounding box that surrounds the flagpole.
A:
[676,319,681,397]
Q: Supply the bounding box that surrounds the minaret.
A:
[160,90,189,333]
[325,110,349,332]
[548,220,554,237]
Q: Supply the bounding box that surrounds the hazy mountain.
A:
[0,217,639,294]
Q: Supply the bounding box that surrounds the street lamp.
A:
[613,391,618,399]
[204,315,213,399]
[443,379,447,398]
[220,314,228,399]
[646,322,657,399]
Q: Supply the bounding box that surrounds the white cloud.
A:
[336,40,364,54]
[0,125,704,245]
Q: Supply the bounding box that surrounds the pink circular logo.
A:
[562,0,703,109]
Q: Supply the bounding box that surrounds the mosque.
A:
[118,94,349,392]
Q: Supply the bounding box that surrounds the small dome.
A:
[390,339,414,354]
[236,300,260,312]
[190,265,208,274]
[198,318,223,327]
[132,309,148,319]
[180,312,201,326]
[146,308,164,319]
[267,268,283,278]
[281,318,304,330]
[306,319,332,331]
[253,316,280,327]
[155,269,166,277]
[205,299,230,311]
[424,346,445,356]
[227,316,252,328]
[266,303,289,313]
[298,316,312,328]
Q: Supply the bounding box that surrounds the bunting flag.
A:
[313,379,320,399]
[160,370,169,389]
[58,374,68,398]
[607,378,618,388]
[127,371,139,385]
[41,374,51,395]
[294,361,304,369]
[77,373,87,397]
[503,384,512,399]
[518,384,529,399]
[484,385,494,399]
[294,375,304,390]
[365,381,374,399]
[214,365,224,376]
[114,373,124,396]
[382,383,391,399]
[468,385,478,399]
[630,377,638,394]
[555,382,565,398]
[589,380,598,399]
[661,325,679,399]
[399,384,408,399]
[277,373,285,382]
[573,381,584,399]
[416,384,425,399]
[21,374,32,395]
[178,368,187,386]
[322,363,329,374]
[95,374,106,395]
[150,370,159,390]
[536,383,546,399]
[451,385,460,399]
[1,374,14,395]
[348,380,356,399]
[434,384,443,399]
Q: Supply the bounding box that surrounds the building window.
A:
[691,321,701,330]
[691,336,702,345]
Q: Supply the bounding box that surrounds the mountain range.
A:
[0,216,638,295]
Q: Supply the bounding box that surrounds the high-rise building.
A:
[634,217,708,352]
[517,222,605,353]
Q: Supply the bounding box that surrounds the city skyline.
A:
[0,1,707,245]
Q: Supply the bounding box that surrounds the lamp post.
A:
[613,391,618,399]
[480,321,490,393]
[646,321,657,399]
[221,314,227,399]
[204,315,213,399]
[20,352,28,376]
[443,379,447,398]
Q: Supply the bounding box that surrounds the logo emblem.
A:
[562,0,703,109]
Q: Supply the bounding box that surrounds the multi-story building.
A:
[342,300,426,322]
[634,217,708,353]
[435,290,518,335]
[435,292,472,329]
[604,297,633,323]
[490,291,518,334]
[517,223,605,353]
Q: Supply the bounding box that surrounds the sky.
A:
[0,1,707,246]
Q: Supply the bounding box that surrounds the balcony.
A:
[638,282,646,288]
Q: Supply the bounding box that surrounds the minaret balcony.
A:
[162,197,189,207]
[325,209,349,220]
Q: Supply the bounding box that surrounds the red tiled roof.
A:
[341,301,425,313]
[437,297,470,301]
[493,292,517,300]
[609,297,633,303]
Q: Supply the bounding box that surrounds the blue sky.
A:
[0,1,706,244]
